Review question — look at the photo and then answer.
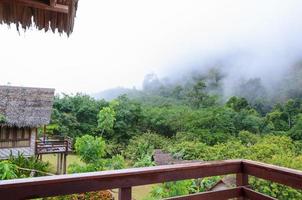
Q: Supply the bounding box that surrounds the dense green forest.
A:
[42,66,302,199]
[1,66,302,199]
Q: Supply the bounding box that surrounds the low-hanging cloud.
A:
[0,0,302,95]
[155,0,302,99]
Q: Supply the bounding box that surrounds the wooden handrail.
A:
[0,160,301,200]
[0,160,241,199]
[243,159,302,190]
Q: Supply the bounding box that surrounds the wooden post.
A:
[237,173,248,200]
[56,153,60,175]
[118,187,131,200]
[63,154,67,174]
[43,125,46,143]
[60,153,64,174]
[236,173,248,186]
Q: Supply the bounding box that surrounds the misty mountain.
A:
[93,87,140,100]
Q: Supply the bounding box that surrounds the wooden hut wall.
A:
[0,127,36,159]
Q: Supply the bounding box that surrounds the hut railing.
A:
[36,136,72,154]
[0,160,302,200]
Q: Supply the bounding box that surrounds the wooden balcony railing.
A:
[0,159,301,200]
[36,136,73,154]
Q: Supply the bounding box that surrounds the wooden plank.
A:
[0,0,68,14]
[236,173,248,186]
[63,154,67,174]
[242,187,277,200]
[243,160,302,190]
[164,187,242,200]
[118,187,131,200]
[0,160,241,199]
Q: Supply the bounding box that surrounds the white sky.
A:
[1,0,302,94]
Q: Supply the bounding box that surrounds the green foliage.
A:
[97,100,118,135]
[124,132,168,161]
[207,140,248,161]
[47,71,302,199]
[133,154,155,167]
[0,113,6,123]
[168,135,302,199]
[170,141,209,160]
[288,114,302,140]
[0,161,18,180]
[70,135,126,173]
[8,154,50,177]
[226,96,249,112]
[51,94,107,138]
[111,95,143,143]
[150,181,193,198]
[187,80,207,108]
[68,163,101,174]
[238,131,259,146]
[75,135,106,164]
[148,177,221,199]
[104,155,126,170]
[0,154,50,180]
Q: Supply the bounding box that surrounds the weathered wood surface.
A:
[242,187,277,200]
[243,160,302,190]
[0,160,241,199]
[0,159,301,200]
[36,137,72,154]
[118,187,132,200]
[0,129,36,160]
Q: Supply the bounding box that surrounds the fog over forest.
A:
[96,57,302,104]
[95,0,302,102]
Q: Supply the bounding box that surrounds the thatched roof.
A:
[0,85,55,127]
[0,0,79,35]
[152,149,202,166]
[208,175,236,192]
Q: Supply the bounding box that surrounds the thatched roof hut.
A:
[0,0,79,35]
[0,85,55,127]
[152,149,202,166]
[208,175,236,192]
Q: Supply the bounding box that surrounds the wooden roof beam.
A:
[0,0,69,14]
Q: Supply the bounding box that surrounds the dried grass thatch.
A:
[153,149,202,165]
[0,85,55,128]
[0,0,78,35]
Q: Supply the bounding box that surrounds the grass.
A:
[42,154,155,200]
[42,153,85,173]
[112,185,155,200]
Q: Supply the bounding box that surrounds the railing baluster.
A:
[236,173,248,200]
[119,187,132,200]
[236,173,248,186]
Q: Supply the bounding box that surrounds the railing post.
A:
[236,162,249,200]
[119,187,132,200]
[236,173,248,186]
